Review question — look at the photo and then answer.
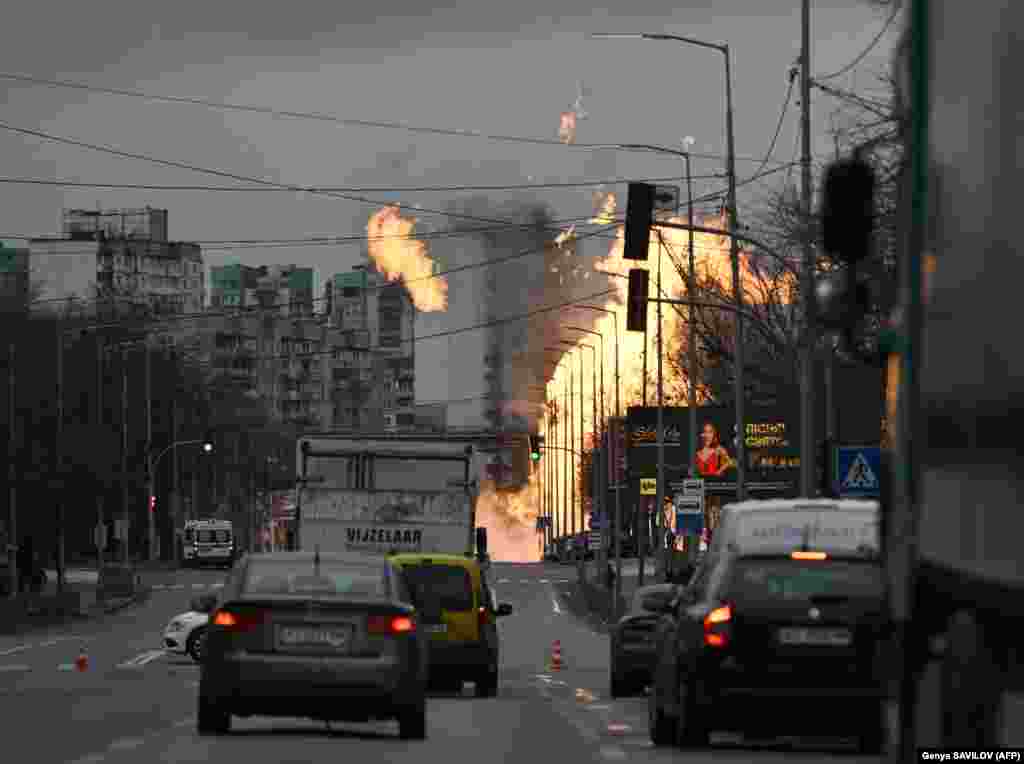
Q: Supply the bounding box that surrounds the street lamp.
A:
[147,435,215,562]
[593,30,747,501]
[546,347,571,538]
[559,340,587,538]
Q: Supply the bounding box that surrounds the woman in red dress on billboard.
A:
[694,422,734,542]
[694,422,733,478]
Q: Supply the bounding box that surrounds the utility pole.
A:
[655,234,667,582]
[145,339,155,561]
[7,342,17,600]
[120,347,129,563]
[172,401,179,563]
[685,146,700,556]
[96,337,105,577]
[799,0,817,497]
[55,322,66,594]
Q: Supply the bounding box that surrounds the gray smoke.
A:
[432,193,614,434]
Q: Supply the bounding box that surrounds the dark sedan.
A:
[609,583,679,697]
[195,551,429,739]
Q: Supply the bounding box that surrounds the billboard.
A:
[626,403,803,496]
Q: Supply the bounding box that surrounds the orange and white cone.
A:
[74,647,88,672]
[549,640,563,672]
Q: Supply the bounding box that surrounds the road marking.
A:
[0,664,31,672]
[117,649,167,669]
[588,704,612,711]
[498,578,510,583]
[171,584,185,590]
[191,584,205,589]
[607,723,631,735]
[540,578,549,583]
[211,583,224,589]
[57,663,76,671]
[551,592,562,615]
[174,717,196,727]
[520,579,531,584]
[599,746,628,760]
[0,645,30,656]
[68,754,105,764]
[108,737,145,751]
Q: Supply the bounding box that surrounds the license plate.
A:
[423,624,447,634]
[278,625,352,650]
[777,627,852,646]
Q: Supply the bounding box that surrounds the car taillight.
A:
[211,609,264,631]
[478,606,491,628]
[367,615,416,635]
[703,603,732,648]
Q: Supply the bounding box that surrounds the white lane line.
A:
[211,583,224,589]
[520,579,531,584]
[540,578,549,583]
[108,737,146,751]
[174,717,196,727]
[171,584,185,589]
[68,754,105,764]
[191,584,205,589]
[599,746,628,761]
[0,664,31,672]
[551,591,562,615]
[57,663,76,671]
[497,578,510,584]
[117,649,166,669]
[0,645,30,656]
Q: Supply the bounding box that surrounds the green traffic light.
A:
[530,452,540,462]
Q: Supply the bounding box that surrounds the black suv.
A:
[647,549,888,753]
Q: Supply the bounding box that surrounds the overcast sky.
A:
[1,0,900,279]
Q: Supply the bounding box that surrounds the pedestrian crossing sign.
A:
[835,446,882,497]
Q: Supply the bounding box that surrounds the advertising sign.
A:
[607,417,627,486]
[627,404,803,495]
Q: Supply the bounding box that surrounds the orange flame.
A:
[366,206,447,312]
[475,474,543,562]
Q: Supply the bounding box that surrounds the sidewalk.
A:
[0,566,151,636]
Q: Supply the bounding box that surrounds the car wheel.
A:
[186,626,207,663]
[475,667,498,698]
[398,700,427,740]
[197,692,230,735]
[675,676,709,748]
[648,681,675,745]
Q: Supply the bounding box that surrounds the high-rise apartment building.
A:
[28,207,204,317]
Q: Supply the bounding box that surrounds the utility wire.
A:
[0,71,789,166]
[815,3,901,81]
[744,65,798,183]
[0,120,668,235]
[0,173,723,193]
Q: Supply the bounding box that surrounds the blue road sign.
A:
[835,446,882,498]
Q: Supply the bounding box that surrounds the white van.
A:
[182,520,236,569]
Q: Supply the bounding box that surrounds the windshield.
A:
[197,529,231,544]
[401,565,474,612]
[242,560,387,598]
[729,559,883,602]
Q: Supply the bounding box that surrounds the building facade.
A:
[28,207,204,317]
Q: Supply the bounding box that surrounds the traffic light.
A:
[623,182,655,261]
[816,155,876,335]
[149,495,156,513]
[626,268,650,332]
[529,435,543,462]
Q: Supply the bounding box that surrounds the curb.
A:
[98,586,152,615]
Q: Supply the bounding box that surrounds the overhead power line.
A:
[0,71,790,166]
[0,173,724,193]
[745,66,798,183]
[815,3,901,81]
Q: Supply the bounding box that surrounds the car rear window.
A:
[631,586,674,613]
[197,529,231,543]
[401,565,474,612]
[729,559,883,602]
[242,561,387,598]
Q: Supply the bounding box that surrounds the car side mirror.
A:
[496,603,513,617]
[190,594,217,614]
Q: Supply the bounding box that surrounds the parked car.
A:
[609,583,679,697]
[163,609,209,662]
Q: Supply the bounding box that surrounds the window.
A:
[197,529,231,544]
[243,560,387,599]
[727,559,883,603]
[400,565,474,612]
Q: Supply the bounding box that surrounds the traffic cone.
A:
[549,640,563,672]
[74,647,88,672]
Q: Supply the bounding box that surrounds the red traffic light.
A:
[149,495,156,513]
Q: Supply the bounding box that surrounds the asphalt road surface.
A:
[0,562,886,764]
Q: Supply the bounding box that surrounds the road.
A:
[0,562,883,764]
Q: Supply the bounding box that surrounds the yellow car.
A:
[389,553,512,697]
